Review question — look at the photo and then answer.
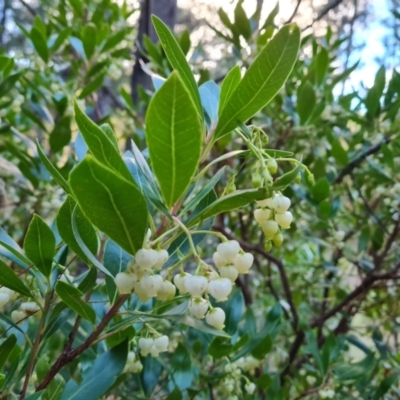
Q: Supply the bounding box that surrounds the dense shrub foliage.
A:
[0,0,400,399]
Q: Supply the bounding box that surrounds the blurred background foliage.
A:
[0,0,400,399]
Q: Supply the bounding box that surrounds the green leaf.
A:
[214,24,300,138]
[170,344,193,390]
[166,387,183,400]
[78,73,105,99]
[0,260,31,297]
[234,1,251,40]
[56,196,99,264]
[0,72,21,99]
[68,0,83,16]
[30,28,49,63]
[334,353,376,382]
[0,334,17,371]
[77,267,97,293]
[50,27,72,52]
[24,214,55,277]
[82,23,97,59]
[55,281,96,323]
[315,47,329,85]
[73,101,132,182]
[100,124,119,151]
[69,156,148,255]
[373,372,400,400]
[219,66,241,116]
[33,16,47,39]
[178,29,191,55]
[49,116,71,153]
[224,288,244,335]
[152,16,202,116]
[0,228,31,268]
[101,29,130,53]
[60,340,127,400]
[24,391,44,400]
[297,81,316,124]
[272,158,302,190]
[36,141,70,194]
[311,178,330,203]
[188,188,269,226]
[251,334,272,360]
[145,72,202,207]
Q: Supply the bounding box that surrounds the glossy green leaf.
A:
[272,158,302,190]
[55,281,96,323]
[315,47,329,85]
[24,214,55,277]
[82,23,97,59]
[152,16,202,115]
[50,27,72,52]
[68,0,83,16]
[311,177,330,203]
[170,344,193,390]
[73,101,132,182]
[0,227,30,269]
[101,29,130,53]
[219,66,241,116]
[77,267,97,293]
[297,81,316,124]
[49,115,71,153]
[100,124,119,151]
[78,73,105,99]
[36,141,70,193]
[69,156,148,255]
[334,353,376,382]
[234,1,251,40]
[56,196,99,264]
[0,72,21,99]
[188,188,268,226]
[214,24,300,138]
[145,72,202,207]
[30,28,49,63]
[0,334,17,370]
[0,260,31,297]
[24,391,44,400]
[60,340,127,400]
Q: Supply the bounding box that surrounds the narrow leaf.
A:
[24,214,55,277]
[55,281,96,323]
[214,24,300,138]
[0,334,17,370]
[0,260,31,297]
[152,16,202,115]
[219,66,241,115]
[145,72,202,207]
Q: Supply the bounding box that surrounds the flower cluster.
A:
[138,335,169,357]
[11,302,41,323]
[0,287,18,309]
[125,351,143,373]
[254,193,293,250]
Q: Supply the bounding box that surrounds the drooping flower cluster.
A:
[254,193,293,249]
[124,351,143,373]
[138,335,169,357]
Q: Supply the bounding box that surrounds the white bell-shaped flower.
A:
[114,272,137,294]
[0,292,10,309]
[219,266,239,282]
[217,240,240,262]
[245,382,256,395]
[11,310,26,324]
[153,335,169,352]
[233,253,254,274]
[184,275,208,297]
[254,208,271,224]
[139,275,163,297]
[261,220,279,239]
[212,251,227,269]
[205,307,226,330]
[271,195,291,214]
[138,338,153,356]
[188,297,209,319]
[173,272,191,294]
[274,211,293,229]
[207,278,232,302]
[156,280,176,301]
[153,249,169,270]
[135,248,158,270]
[133,281,150,303]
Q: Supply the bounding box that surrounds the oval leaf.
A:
[145,72,203,207]
[69,156,148,255]
[0,260,31,297]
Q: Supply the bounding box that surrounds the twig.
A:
[285,0,302,24]
[302,0,344,31]
[19,0,36,16]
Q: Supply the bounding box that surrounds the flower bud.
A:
[188,297,209,319]
[233,253,254,274]
[153,335,169,352]
[252,172,262,188]
[184,275,208,297]
[261,220,279,239]
[135,248,158,270]
[264,240,272,252]
[156,280,176,301]
[245,382,256,395]
[153,249,169,270]
[274,211,293,229]
[267,159,278,174]
[20,302,40,315]
[173,272,190,294]
[273,232,284,247]
[133,281,150,302]
[219,266,239,282]
[207,278,232,302]
[217,240,240,262]
[206,307,225,330]
[114,272,137,294]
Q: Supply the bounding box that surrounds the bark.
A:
[130,0,178,105]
